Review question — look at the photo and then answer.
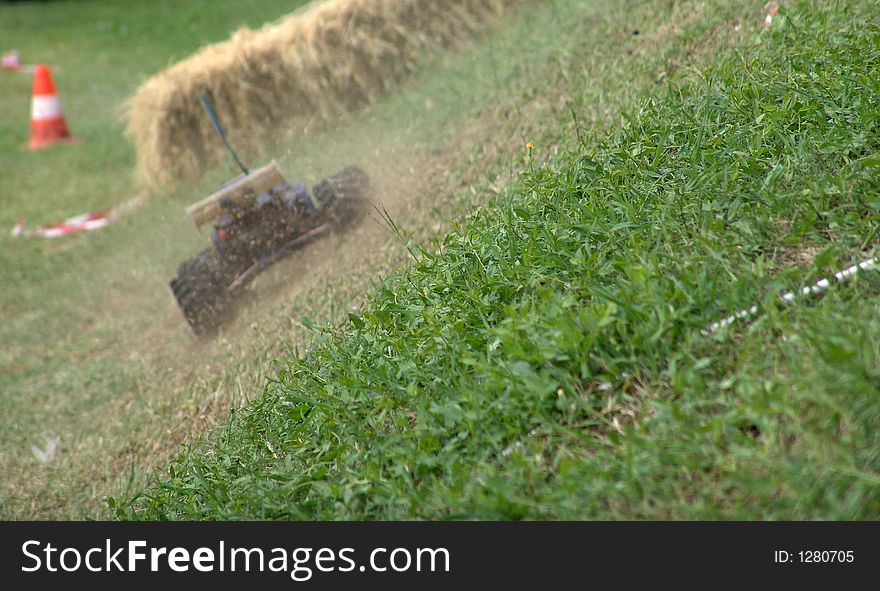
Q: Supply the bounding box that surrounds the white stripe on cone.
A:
[31,95,62,120]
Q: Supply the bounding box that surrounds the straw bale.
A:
[126,0,514,188]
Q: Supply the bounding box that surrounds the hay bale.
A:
[126,0,516,189]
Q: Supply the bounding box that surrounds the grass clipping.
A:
[126,0,513,189]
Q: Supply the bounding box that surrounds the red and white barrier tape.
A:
[11,209,119,238]
[1,50,35,73]
[1,50,20,70]
[11,194,146,239]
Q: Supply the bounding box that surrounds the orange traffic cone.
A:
[27,64,77,150]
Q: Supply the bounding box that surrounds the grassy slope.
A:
[3,0,695,519]
[122,1,880,519]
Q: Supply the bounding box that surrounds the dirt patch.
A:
[776,244,821,269]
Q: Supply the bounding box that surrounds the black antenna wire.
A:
[200,95,249,176]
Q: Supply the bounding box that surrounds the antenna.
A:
[200,95,249,176]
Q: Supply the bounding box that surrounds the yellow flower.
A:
[526,142,534,151]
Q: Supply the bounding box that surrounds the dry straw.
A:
[126,0,514,189]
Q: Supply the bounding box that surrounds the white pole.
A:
[703,256,879,335]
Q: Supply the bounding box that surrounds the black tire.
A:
[313,166,370,232]
[170,248,228,337]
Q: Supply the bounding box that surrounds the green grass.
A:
[120,0,880,519]
[3,0,724,519]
